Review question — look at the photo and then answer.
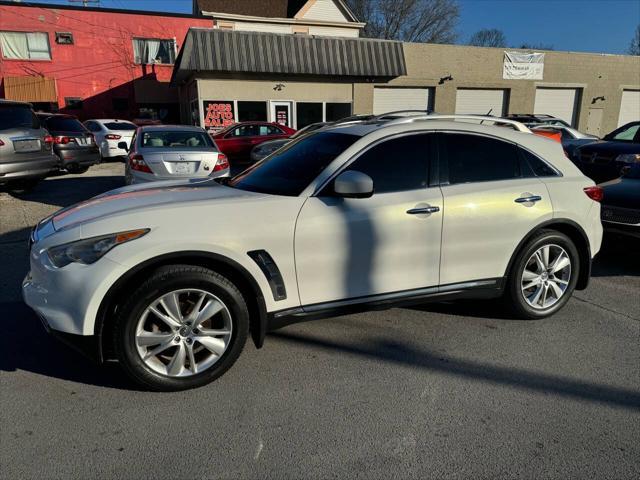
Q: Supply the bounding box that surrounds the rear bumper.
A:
[0,155,59,182]
[57,148,101,167]
[127,168,230,185]
[602,221,640,239]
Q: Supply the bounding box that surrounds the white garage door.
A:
[618,89,640,127]
[534,88,579,126]
[455,89,507,116]
[373,87,432,115]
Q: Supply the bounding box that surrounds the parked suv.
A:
[37,113,100,173]
[23,116,603,391]
[0,100,58,191]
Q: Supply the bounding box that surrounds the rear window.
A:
[141,131,214,148]
[228,131,360,196]
[45,116,86,132]
[104,122,136,131]
[0,105,39,131]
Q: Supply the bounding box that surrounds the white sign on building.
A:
[503,51,545,80]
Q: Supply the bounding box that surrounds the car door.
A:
[294,132,443,306]
[437,132,553,286]
[218,125,259,160]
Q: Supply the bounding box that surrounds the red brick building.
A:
[0,1,211,122]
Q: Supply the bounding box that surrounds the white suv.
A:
[23,117,603,391]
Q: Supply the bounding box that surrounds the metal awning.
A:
[3,76,57,102]
[172,28,406,83]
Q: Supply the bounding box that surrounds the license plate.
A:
[174,162,195,174]
[13,139,40,152]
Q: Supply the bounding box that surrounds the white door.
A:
[294,133,442,306]
[534,88,579,126]
[455,89,507,116]
[373,87,432,115]
[438,132,552,286]
[270,101,293,128]
[618,89,640,127]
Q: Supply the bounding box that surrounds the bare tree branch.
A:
[468,28,507,48]
[346,0,460,44]
[629,25,640,56]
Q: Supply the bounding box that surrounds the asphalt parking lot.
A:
[1,162,639,480]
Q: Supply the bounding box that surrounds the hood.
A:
[49,178,263,231]
[577,140,640,155]
[600,177,640,209]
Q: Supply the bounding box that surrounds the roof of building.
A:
[172,28,406,83]
[193,0,358,21]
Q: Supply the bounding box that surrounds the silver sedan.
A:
[123,125,229,185]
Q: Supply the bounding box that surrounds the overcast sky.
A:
[21,0,640,55]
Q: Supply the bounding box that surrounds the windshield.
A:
[104,122,136,131]
[141,131,215,148]
[45,116,86,132]
[228,131,360,196]
[0,105,39,130]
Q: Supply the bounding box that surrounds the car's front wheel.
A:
[113,265,249,391]
[506,229,579,319]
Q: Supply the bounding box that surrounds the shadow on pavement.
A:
[273,331,640,410]
[0,301,136,390]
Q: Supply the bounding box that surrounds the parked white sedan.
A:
[84,119,137,160]
[123,125,229,184]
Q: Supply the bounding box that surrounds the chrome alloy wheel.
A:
[135,289,233,377]
[521,244,572,310]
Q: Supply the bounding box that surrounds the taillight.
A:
[212,153,229,172]
[105,134,122,140]
[129,154,152,173]
[54,136,74,144]
[44,135,53,144]
[0,139,4,146]
[583,186,603,202]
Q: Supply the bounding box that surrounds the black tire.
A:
[505,229,580,319]
[67,164,89,174]
[113,265,249,391]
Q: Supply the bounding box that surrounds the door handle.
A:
[514,195,542,204]
[407,206,440,215]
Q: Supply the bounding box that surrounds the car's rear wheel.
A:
[506,230,579,319]
[113,265,249,391]
[67,164,89,174]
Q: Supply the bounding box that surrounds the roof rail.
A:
[384,114,531,132]
[370,110,434,121]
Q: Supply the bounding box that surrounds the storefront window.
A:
[296,103,323,129]
[326,103,352,122]
[238,101,267,121]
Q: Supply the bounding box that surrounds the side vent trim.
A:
[247,250,287,301]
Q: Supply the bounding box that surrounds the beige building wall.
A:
[354,43,640,134]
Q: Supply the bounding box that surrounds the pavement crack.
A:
[573,294,640,322]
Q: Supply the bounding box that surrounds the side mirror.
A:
[117,142,129,151]
[334,170,374,199]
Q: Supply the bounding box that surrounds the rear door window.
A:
[441,133,521,184]
[0,104,39,130]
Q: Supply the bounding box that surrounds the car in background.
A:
[571,121,640,183]
[210,121,295,163]
[36,113,100,174]
[250,122,330,162]
[84,119,137,161]
[599,163,640,238]
[531,125,598,157]
[0,100,59,191]
[506,114,571,128]
[123,125,229,184]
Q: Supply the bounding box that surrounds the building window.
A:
[55,32,74,45]
[238,101,268,122]
[296,102,322,128]
[326,103,351,122]
[0,31,51,60]
[132,38,176,65]
[65,97,83,109]
[112,98,129,111]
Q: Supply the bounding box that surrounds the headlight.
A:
[47,229,149,268]
[616,153,640,164]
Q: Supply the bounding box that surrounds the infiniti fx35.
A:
[23,118,603,391]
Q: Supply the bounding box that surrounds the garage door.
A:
[534,88,579,126]
[373,87,432,115]
[618,89,640,127]
[455,89,507,116]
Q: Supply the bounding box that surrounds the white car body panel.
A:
[23,120,603,340]
[86,119,137,158]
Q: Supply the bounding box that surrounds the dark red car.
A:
[210,121,295,162]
